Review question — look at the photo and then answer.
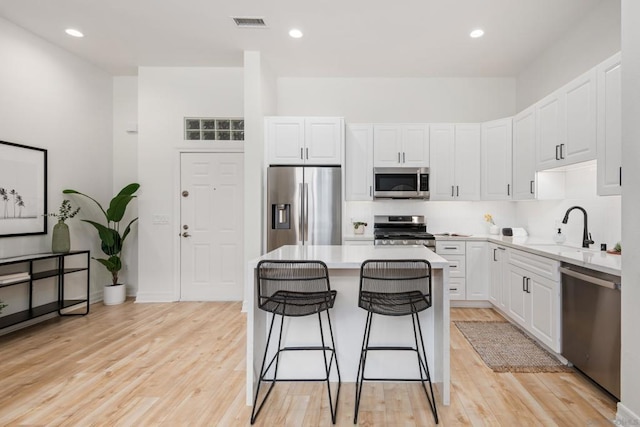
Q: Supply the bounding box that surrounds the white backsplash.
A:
[345,162,621,248]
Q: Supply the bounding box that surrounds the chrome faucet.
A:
[562,206,594,248]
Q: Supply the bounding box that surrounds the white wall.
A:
[620,0,640,421]
[277,78,517,123]
[0,17,113,304]
[136,67,244,302]
[113,77,139,295]
[516,0,621,111]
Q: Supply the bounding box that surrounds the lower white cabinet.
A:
[436,240,488,301]
[466,241,489,300]
[488,243,508,309]
[505,249,561,352]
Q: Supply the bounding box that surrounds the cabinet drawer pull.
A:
[526,277,531,293]
[403,152,406,163]
[560,143,565,159]
[555,145,560,160]
[450,264,458,268]
[456,186,459,197]
[450,288,458,292]
[522,276,527,292]
[443,246,457,250]
[493,248,497,261]
[398,152,401,163]
[451,186,454,197]
[507,184,510,196]
[530,180,535,194]
[305,147,309,159]
[300,148,304,160]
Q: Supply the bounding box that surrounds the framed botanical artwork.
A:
[0,141,47,237]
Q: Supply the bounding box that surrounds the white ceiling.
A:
[0,0,603,77]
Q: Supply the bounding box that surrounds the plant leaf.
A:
[107,195,136,222]
[63,189,108,221]
[82,220,115,247]
[121,217,139,244]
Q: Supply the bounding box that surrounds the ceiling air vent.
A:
[232,17,267,28]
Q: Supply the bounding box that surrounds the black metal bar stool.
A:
[354,259,438,424]
[251,260,341,424]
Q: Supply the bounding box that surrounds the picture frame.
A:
[0,141,47,237]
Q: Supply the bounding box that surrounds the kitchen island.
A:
[246,244,451,406]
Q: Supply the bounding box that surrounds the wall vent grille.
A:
[232,17,267,28]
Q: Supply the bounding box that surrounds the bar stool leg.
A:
[251,312,285,424]
[319,310,341,424]
[354,311,374,424]
[412,312,439,424]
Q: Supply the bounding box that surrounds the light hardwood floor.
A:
[0,301,616,426]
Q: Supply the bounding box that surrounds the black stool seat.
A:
[260,289,337,317]
[354,259,438,424]
[251,260,341,424]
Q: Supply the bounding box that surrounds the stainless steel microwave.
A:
[373,167,430,200]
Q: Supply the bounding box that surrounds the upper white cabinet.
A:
[536,69,597,170]
[597,52,622,196]
[429,124,481,200]
[481,118,513,200]
[266,117,343,165]
[345,124,374,201]
[373,124,429,167]
[512,106,537,200]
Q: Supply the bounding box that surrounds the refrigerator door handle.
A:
[303,183,309,241]
[299,183,304,242]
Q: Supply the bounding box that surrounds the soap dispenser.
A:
[553,228,566,244]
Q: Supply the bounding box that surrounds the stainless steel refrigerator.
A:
[267,166,342,251]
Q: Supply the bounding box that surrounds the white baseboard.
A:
[241,300,249,313]
[617,403,640,425]
[134,291,177,303]
[450,300,492,308]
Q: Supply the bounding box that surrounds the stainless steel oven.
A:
[373,167,429,200]
[373,215,435,250]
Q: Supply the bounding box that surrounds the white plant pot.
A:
[103,283,126,305]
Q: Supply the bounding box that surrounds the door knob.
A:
[182,190,189,197]
[182,232,191,238]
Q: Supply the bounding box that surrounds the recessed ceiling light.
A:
[289,28,303,39]
[470,29,484,38]
[65,28,84,38]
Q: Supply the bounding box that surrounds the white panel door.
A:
[597,53,622,196]
[529,274,559,351]
[481,118,513,200]
[345,124,373,200]
[465,241,488,300]
[428,124,455,200]
[180,152,244,301]
[373,125,402,167]
[402,124,429,167]
[507,265,528,328]
[563,69,597,164]
[454,124,481,200]
[536,92,565,170]
[513,106,537,200]
[266,117,305,165]
[305,117,343,165]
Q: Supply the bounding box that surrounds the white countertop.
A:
[437,234,621,276]
[250,244,450,269]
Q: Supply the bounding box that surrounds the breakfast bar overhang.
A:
[246,245,451,406]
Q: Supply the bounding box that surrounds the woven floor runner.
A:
[454,320,572,373]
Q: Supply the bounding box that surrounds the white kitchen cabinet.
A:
[465,241,489,300]
[436,241,466,300]
[536,69,597,170]
[373,124,428,167]
[512,106,537,200]
[597,52,622,196]
[481,118,513,200]
[345,124,374,200]
[429,124,480,200]
[488,243,508,309]
[266,117,343,165]
[506,249,561,352]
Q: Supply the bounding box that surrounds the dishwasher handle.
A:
[560,266,620,290]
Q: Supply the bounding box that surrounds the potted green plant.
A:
[353,221,367,235]
[63,183,139,305]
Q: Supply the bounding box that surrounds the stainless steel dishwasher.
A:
[561,264,621,400]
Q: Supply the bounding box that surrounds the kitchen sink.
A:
[525,244,596,254]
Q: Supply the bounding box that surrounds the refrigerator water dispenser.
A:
[272,204,290,229]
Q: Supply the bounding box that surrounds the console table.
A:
[0,251,90,329]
